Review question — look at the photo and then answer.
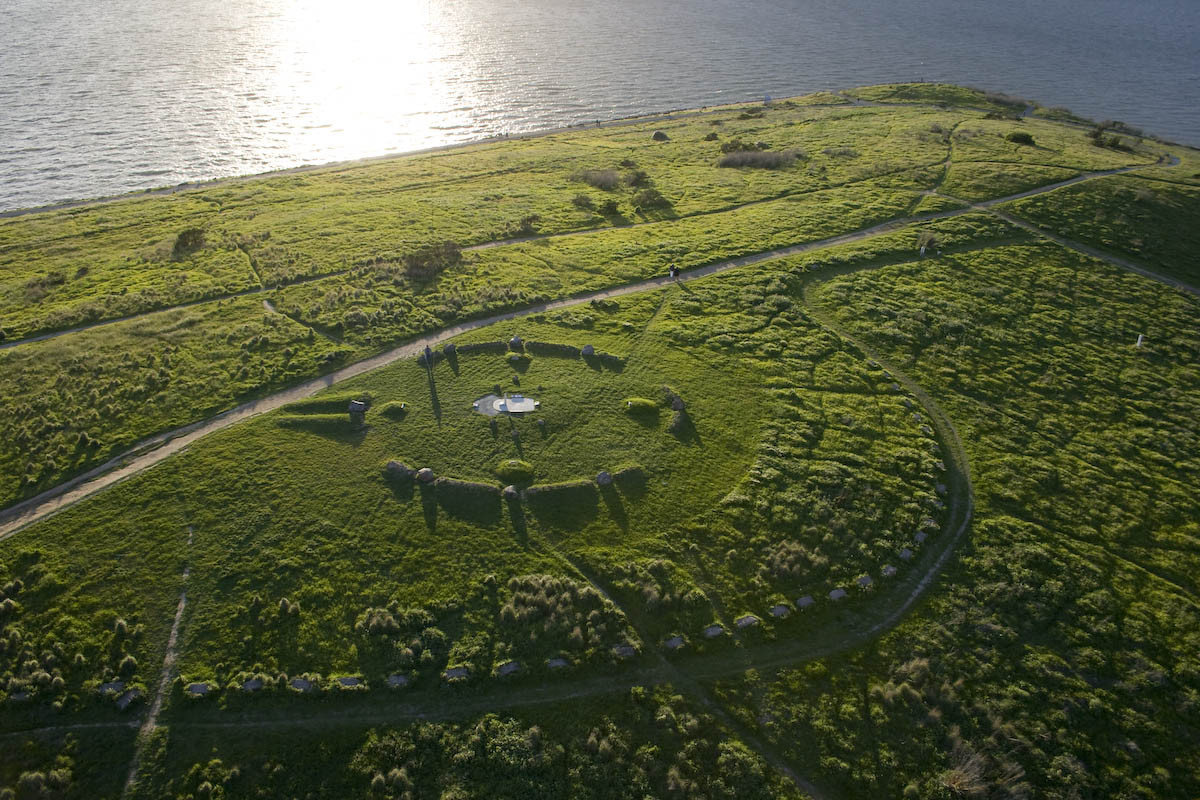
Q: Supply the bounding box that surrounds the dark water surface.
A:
[1,0,1197,211]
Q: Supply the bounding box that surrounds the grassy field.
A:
[708,237,1200,798]
[127,689,807,800]
[1002,173,1200,285]
[0,86,1173,513]
[0,85,1198,798]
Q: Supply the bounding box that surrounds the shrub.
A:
[526,341,581,358]
[625,169,651,187]
[632,188,670,210]
[276,413,349,432]
[496,459,535,484]
[623,397,659,414]
[719,138,762,154]
[823,146,859,158]
[598,199,621,216]
[172,227,205,258]
[1005,131,1035,146]
[402,241,462,278]
[571,193,594,210]
[282,391,373,414]
[703,132,719,141]
[573,169,621,191]
[718,150,801,169]
[506,215,540,237]
[378,401,408,420]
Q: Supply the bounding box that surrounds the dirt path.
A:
[122,527,191,796]
[0,159,1187,542]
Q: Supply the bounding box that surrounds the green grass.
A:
[0,295,348,509]
[939,162,1080,201]
[1002,174,1200,284]
[1,85,1198,796]
[130,689,807,800]
[709,236,1200,798]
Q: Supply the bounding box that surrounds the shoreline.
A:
[5,84,1195,221]
[0,94,804,220]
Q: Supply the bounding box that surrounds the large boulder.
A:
[416,467,436,483]
[652,130,669,141]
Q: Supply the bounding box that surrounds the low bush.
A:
[718,150,801,169]
[402,241,462,278]
[281,391,373,415]
[632,188,670,210]
[526,341,581,358]
[495,459,535,484]
[573,169,621,191]
[172,227,205,258]
[377,401,408,420]
[275,413,349,432]
[571,193,594,210]
[1005,132,1035,146]
[623,397,659,414]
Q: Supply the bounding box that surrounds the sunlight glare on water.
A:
[0,0,1197,211]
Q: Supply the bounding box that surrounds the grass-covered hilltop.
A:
[0,83,1197,799]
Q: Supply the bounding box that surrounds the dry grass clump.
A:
[572,169,621,191]
[718,150,802,169]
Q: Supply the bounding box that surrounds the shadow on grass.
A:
[613,466,649,500]
[436,480,502,527]
[446,349,460,375]
[388,476,414,503]
[599,484,628,531]
[426,365,442,425]
[668,409,702,445]
[506,497,528,543]
[418,482,438,533]
[524,481,599,531]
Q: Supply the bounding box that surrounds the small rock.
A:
[502,485,520,500]
[613,644,637,659]
[386,674,410,689]
[116,689,141,710]
[289,678,313,692]
[443,667,469,680]
[882,565,897,577]
[336,677,360,688]
[915,531,928,544]
[857,575,873,588]
[652,130,670,141]
[581,344,595,357]
[443,343,456,355]
[704,624,725,638]
[416,467,436,483]
[829,588,847,601]
[186,682,210,696]
[735,615,760,629]
[900,548,913,560]
[596,470,613,486]
[547,657,570,670]
[509,335,523,350]
[770,604,790,618]
[497,660,521,677]
[242,678,263,692]
[664,635,685,650]
[796,595,815,609]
